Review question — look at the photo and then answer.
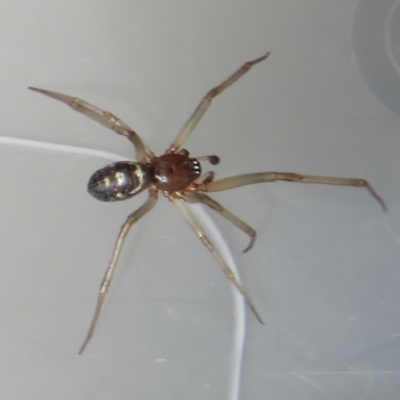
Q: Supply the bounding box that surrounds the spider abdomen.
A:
[88,161,152,202]
[152,153,201,191]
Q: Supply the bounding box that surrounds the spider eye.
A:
[88,162,151,202]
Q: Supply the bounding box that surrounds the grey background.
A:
[0,0,399,399]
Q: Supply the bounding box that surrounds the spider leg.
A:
[185,192,256,253]
[198,172,387,212]
[168,52,270,153]
[28,87,154,162]
[170,197,264,325]
[78,190,158,354]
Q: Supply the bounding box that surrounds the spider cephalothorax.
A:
[29,52,386,354]
[151,152,202,191]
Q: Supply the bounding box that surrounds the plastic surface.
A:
[0,1,399,399]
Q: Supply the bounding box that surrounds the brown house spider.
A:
[29,52,386,354]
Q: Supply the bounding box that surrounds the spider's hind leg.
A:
[28,87,154,161]
[78,190,158,354]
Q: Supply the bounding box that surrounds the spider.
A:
[29,52,386,354]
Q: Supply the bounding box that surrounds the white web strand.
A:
[189,203,246,400]
[0,135,247,400]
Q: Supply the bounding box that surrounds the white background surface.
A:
[0,1,399,399]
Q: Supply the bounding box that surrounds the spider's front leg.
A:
[171,197,264,325]
[79,189,158,354]
[28,87,154,162]
[198,172,387,211]
[184,192,256,253]
[168,52,270,153]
